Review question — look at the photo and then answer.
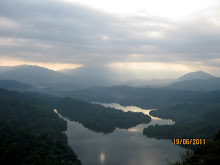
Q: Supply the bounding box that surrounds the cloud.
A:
[0,0,220,76]
[0,17,20,30]
[0,56,82,70]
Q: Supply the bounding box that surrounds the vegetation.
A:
[53,98,151,133]
[0,80,32,91]
[69,86,219,108]
[69,86,220,144]
[171,130,220,165]
[144,102,220,149]
[0,87,151,165]
[0,89,81,165]
[144,104,220,149]
[1,83,220,163]
[23,92,151,134]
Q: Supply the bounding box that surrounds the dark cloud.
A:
[0,0,220,67]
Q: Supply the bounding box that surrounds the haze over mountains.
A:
[176,71,215,81]
[0,65,219,92]
[58,65,117,87]
[166,71,220,91]
[0,65,77,88]
[167,78,220,91]
[0,80,32,91]
[123,71,217,88]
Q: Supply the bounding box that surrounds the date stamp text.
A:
[173,139,206,145]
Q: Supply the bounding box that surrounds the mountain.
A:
[0,89,81,164]
[58,65,117,87]
[163,71,219,91]
[0,80,32,91]
[0,65,76,89]
[0,66,12,73]
[177,71,215,82]
[59,66,177,88]
[122,79,175,87]
[166,78,220,91]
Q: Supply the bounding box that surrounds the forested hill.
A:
[53,99,151,133]
[25,93,151,133]
[0,88,151,164]
[172,130,220,165]
[0,80,32,91]
[0,89,81,165]
[68,86,220,147]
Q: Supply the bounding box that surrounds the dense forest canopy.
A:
[0,88,152,164]
[171,130,220,165]
[69,86,220,146]
[0,78,219,164]
[0,89,81,164]
[24,93,151,133]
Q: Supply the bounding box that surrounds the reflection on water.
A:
[99,150,105,164]
[59,103,186,165]
[99,103,175,133]
[54,109,58,114]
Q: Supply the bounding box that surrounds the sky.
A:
[0,0,220,79]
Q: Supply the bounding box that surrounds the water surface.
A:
[60,103,186,165]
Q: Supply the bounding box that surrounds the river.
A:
[58,103,187,165]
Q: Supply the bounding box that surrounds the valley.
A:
[1,1,220,164]
[0,66,219,164]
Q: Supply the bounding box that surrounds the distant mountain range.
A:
[121,79,175,87]
[0,65,77,89]
[166,78,220,91]
[119,71,217,88]
[0,65,219,92]
[0,80,33,91]
[165,71,220,91]
[58,65,118,87]
[176,71,215,81]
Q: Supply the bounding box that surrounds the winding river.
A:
[59,103,187,165]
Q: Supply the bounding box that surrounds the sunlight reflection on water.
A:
[97,102,175,133]
[56,103,186,165]
[100,151,105,164]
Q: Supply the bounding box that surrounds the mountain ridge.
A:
[177,71,215,82]
[0,80,32,91]
[0,65,77,88]
[166,77,220,91]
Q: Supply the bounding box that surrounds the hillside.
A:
[68,85,220,145]
[172,130,220,165]
[27,92,151,133]
[0,89,81,164]
[0,65,76,88]
[166,78,220,91]
[0,80,32,91]
[58,65,116,87]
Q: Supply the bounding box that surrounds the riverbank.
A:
[60,103,186,165]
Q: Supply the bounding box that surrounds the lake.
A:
[59,103,187,165]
